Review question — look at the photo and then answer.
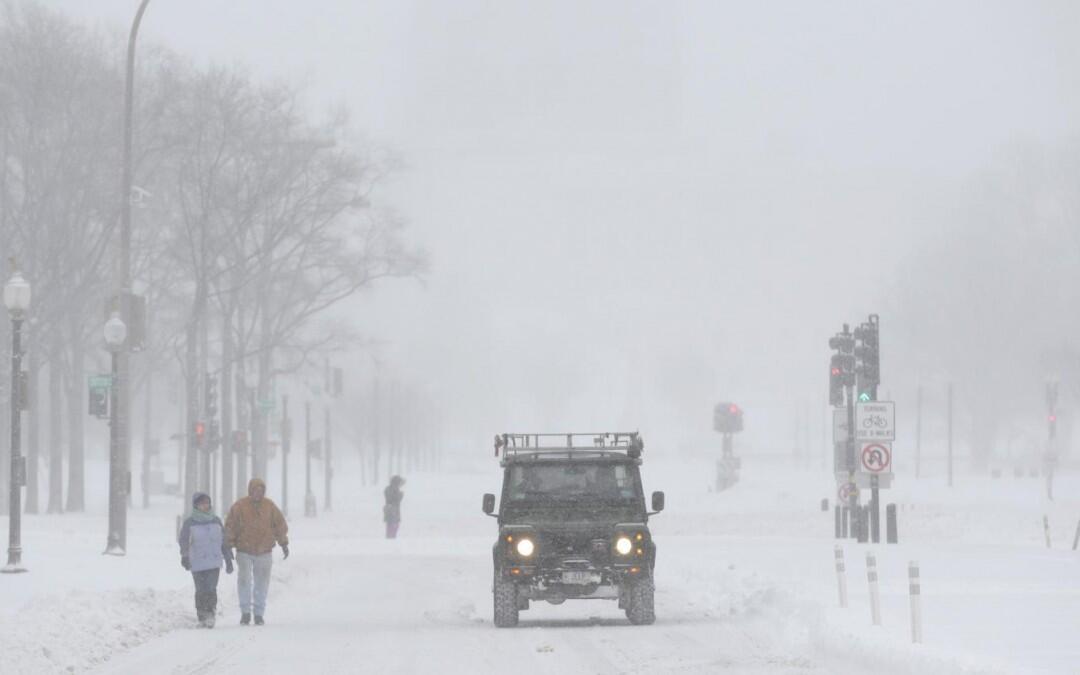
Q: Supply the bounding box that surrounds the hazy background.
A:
[41,0,1080,465]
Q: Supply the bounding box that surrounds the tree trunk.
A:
[141,367,153,509]
[46,335,64,513]
[65,332,85,512]
[183,301,200,514]
[220,305,234,509]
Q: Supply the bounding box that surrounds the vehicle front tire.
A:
[493,573,519,628]
[625,573,655,625]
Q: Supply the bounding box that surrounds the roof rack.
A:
[494,432,644,460]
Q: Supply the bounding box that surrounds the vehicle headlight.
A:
[615,536,633,555]
[515,538,535,557]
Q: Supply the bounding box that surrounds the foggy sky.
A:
[42,0,1080,454]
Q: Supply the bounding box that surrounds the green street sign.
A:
[257,399,275,412]
[89,374,113,390]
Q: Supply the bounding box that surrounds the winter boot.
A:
[204,613,216,629]
[240,612,251,625]
[254,615,265,626]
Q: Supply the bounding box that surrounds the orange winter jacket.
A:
[224,479,289,555]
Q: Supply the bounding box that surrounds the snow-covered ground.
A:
[1,452,1078,674]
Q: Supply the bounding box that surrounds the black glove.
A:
[281,544,290,560]
[181,555,190,571]
[225,559,234,575]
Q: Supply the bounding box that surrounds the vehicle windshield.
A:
[506,462,641,506]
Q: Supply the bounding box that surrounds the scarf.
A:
[190,508,217,524]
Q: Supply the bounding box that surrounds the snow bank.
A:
[3,587,189,674]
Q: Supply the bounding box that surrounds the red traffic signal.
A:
[728,404,739,415]
[194,421,206,448]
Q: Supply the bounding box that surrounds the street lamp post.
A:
[2,269,30,574]
[103,312,127,556]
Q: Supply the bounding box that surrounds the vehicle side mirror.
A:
[482,493,496,515]
[651,491,665,513]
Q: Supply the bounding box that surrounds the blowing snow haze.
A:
[39,0,1080,450]
[3,1,1080,672]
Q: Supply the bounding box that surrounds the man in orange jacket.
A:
[225,478,289,625]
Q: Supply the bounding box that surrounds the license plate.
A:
[561,571,596,585]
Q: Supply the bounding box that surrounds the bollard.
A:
[834,505,842,538]
[821,498,829,512]
[834,546,848,608]
[1073,519,1080,551]
[908,561,922,643]
[1044,515,1052,549]
[841,506,849,538]
[857,506,869,544]
[866,551,881,626]
[886,503,898,544]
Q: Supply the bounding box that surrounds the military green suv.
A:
[482,432,665,627]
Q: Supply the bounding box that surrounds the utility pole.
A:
[947,383,954,488]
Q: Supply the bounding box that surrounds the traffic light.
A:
[89,385,108,418]
[713,402,744,433]
[194,421,206,450]
[204,374,218,420]
[829,327,857,406]
[829,357,844,406]
[209,420,221,451]
[854,317,880,401]
[1048,414,1057,440]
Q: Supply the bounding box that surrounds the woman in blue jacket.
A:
[179,492,234,627]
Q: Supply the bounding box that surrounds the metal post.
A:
[908,561,922,643]
[281,395,289,517]
[104,347,125,555]
[834,504,842,538]
[834,546,848,608]
[3,316,25,573]
[870,476,880,544]
[1071,519,1080,551]
[1043,515,1051,549]
[915,385,922,479]
[866,551,881,626]
[886,503,898,544]
[946,383,953,488]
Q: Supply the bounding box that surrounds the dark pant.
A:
[386,521,400,539]
[192,568,221,619]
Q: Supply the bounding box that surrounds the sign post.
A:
[855,404,894,545]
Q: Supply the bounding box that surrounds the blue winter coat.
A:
[178,515,232,572]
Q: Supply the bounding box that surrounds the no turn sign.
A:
[860,442,892,474]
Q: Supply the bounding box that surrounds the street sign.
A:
[856,401,895,441]
[860,442,892,474]
[257,398,275,412]
[838,481,859,502]
[832,408,849,443]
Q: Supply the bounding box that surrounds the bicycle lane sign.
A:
[856,401,895,441]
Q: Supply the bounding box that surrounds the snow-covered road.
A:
[3,455,1078,674]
